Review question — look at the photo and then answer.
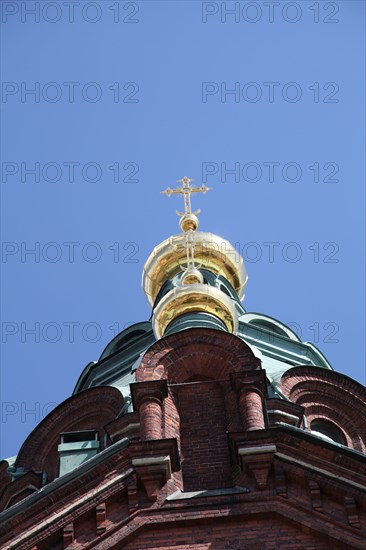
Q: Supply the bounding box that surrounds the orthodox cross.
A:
[161,177,212,282]
[161,176,212,218]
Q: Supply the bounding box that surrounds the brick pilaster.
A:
[131,380,168,440]
[231,370,267,431]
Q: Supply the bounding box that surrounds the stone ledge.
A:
[132,455,171,479]
[238,444,277,456]
[167,486,250,501]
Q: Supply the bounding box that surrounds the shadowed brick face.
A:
[124,517,335,550]
[178,379,233,491]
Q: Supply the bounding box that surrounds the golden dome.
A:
[152,283,238,338]
[142,231,247,306]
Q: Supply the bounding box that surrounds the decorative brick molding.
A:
[63,522,74,546]
[121,513,346,550]
[127,474,138,512]
[0,439,133,549]
[238,444,276,489]
[0,471,43,511]
[229,428,276,490]
[13,386,124,483]
[308,479,323,513]
[129,439,180,501]
[1,425,365,549]
[95,501,107,534]
[105,503,365,549]
[105,412,141,443]
[345,496,361,529]
[280,366,366,452]
[136,328,261,384]
[266,398,304,428]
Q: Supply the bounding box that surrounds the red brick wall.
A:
[124,517,337,549]
[280,366,366,452]
[178,378,233,491]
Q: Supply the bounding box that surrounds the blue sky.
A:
[1,0,365,458]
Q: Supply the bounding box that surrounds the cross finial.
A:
[161,176,213,285]
[161,176,212,218]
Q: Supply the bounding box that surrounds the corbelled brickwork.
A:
[280,366,366,452]
[123,516,341,550]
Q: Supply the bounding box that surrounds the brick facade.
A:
[1,328,365,549]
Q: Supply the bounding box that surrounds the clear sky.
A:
[1,0,365,458]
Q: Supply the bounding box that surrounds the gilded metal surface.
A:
[152,284,238,338]
[179,213,199,232]
[161,176,212,221]
[181,267,204,285]
[142,231,247,305]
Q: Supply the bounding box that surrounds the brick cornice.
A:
[91,500,366,550]
[230,370,267,397]
[1,425,365,549]
[0,438,131,543]
[229,426,366,490]
[129,438,180,473]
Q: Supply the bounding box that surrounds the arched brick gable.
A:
[0,471,43,511]
[14,387,124,481]
[280,366,366,452]
[136,328,261,384]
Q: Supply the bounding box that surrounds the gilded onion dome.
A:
[142,177,248,338]
[152,283,238,339]
[142,231,247,306]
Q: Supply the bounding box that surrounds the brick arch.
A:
[136,328,260,384]
[0,471,42,512]
[304,406,352,446]
[15,387,124,480]
[289,380,366,409]
[280,366,366,452]
[296,399,364,451]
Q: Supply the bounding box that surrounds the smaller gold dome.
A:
[142,231,247,306]
[152,284,238,339]
[179,213,199,232]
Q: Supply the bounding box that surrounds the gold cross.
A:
[161,176,212,217]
